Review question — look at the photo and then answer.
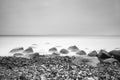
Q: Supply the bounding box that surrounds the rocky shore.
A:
[0,45,120,80]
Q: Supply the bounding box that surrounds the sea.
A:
[0,36,120,56]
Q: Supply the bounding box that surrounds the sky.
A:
[0,0,120,35]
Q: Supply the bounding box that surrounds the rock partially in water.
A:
[9,47,24,53]
[60,49,69,54]
[76,50,86,55]
[29,52,40,59]
[23,47,33,54]
[108,50,120,62]
[49,47,57,53]
[98,49,111,61]
[68,45,79,52]
[52,52,60,56]
[13,53,23,57]
[88,50,98,57]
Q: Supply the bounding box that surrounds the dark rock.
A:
[49,47,57,53]
[23,47,33,53]
[60,49,69,54]
[52,52,60,56]
[13,53,23,57]
[98,49,111,61]
[88,50,97,57]
[108,50,120,62]
[9,47,24,53]
[103,58,118,63]
[29,53,40,59]
[76,50,86,55]
[68,45,79,52]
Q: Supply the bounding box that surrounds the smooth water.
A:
[0,36,120,56]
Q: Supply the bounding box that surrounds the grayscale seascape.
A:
[0,0,120,79]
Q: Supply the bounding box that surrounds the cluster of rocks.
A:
[9,45,120,64]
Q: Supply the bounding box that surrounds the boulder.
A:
[60,49,69,54]
[29,53,40,59]
[88,50,97,57]
[103,58,118,63]
[76,50,86,55]
[9,47,24,53]
[68,45,79,52]
[23,47,33,54]
[98,49,111,61]
[52,52,60,56]
[108,50,120,62]
[13,53,23,57]
[49,47,57,53]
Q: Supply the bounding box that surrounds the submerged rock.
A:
[60,49,69,54]
[9,47,24,53]
[68,45,79,52]
[76,50,86,55]
[49,47,57,53]
[23,47,33,54]
[88,50,98,57]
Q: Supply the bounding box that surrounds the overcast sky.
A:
[0,0,120,35]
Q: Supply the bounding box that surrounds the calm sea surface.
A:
[0,36,120,56]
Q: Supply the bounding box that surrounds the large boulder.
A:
[68,45,79,52]
[23,47,33,54]
[98,49,111,61]
[108,50,120,62]
[72,56,99,67]
[88,50,98,57]
[60,49,69,54]
[76,50,86,55]
[9,47,24,53]
[49,47,57,53]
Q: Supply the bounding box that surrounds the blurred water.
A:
[0,36,120,56]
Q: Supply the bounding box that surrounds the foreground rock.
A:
[98,50,111,61]
[48,47,57,53]
[103,58,118,63]
[88,50,98,57]
[60,49,69,54]
[108,50,120,62]
[9,47,24,53]
[76,50,86,55]
[68,45,79,52]
[72,55,100,67]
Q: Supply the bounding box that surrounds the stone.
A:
[23,47,33,54]
[49,47,57,53]
[98,49,111,61]
[60,49,69,54]
[88,50,97,57]
[9,47,24,53]
[13,53,23,57]
[108,50,120,62]
[103,58,118,63]
[68,45,79,52]
[76,50,86,55]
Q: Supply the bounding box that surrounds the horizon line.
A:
[0,35,120,37]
